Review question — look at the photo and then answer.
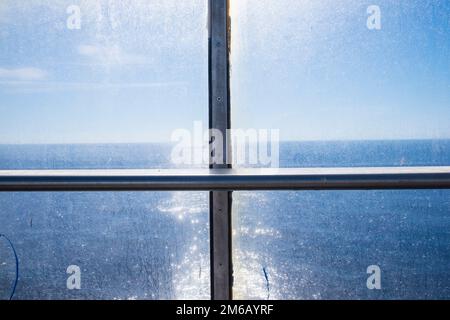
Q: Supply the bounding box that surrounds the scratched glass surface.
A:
[230,0,450,299]
[232,141,450,299]
[0,0,208,169]
[0,0,209,299]
[230,0,450,153]
[233,190,450,299]
[0,191,209,300]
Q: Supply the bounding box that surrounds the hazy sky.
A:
[0,0,449,143]
[231,0,450,141]
[0,0,208,143]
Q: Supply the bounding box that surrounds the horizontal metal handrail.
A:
[0,167,450,191]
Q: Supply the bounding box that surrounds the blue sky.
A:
[0,0,449,143]
[0,0,208,143]
[231,0,450,141]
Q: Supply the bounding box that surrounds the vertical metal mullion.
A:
[208,0,232,300]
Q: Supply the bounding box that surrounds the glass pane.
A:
[0,0,207,169]
[0,191,209,299]
[230,0,450,165]
[279,140,450,168]
[230,1,450,299]
[233,190,450,299]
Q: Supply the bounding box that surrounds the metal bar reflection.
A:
[1,167,450,191]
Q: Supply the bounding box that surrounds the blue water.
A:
[0,140,449,299]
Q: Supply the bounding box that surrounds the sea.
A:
[0,140,449,300]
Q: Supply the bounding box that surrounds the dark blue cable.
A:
[0,234,19,300]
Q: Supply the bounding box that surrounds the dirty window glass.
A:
[231,0,450,299]
[0,0,207,169]
[233,190,450,299]
[230,0,450,165]
[0,0,209,300]
[0,191,209,300]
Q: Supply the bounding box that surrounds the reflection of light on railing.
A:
[1,167,450,191]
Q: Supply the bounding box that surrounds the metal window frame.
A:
[1,0,450,301]
[209,0,232,300]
